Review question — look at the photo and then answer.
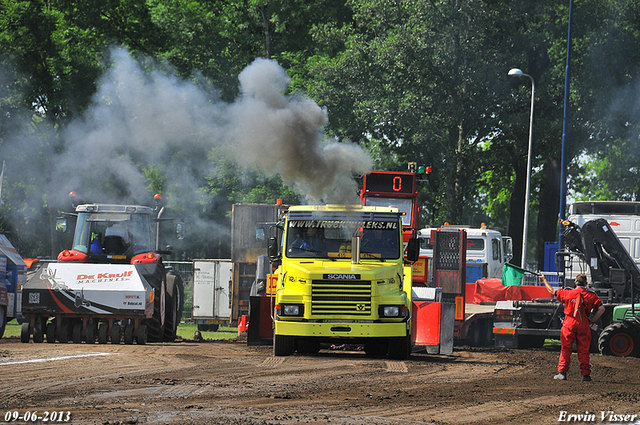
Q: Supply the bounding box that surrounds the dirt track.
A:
[1,336,639,425]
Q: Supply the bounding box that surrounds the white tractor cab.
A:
[418,224,513,281]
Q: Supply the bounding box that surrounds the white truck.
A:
[191,259,233,332]
[418,225,513,281]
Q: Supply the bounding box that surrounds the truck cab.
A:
[269,205,418,359]
[418,225,513,281]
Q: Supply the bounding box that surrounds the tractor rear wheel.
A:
[598,322,640,357]
[163,271,184,342]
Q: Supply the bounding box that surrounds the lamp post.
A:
[508,68,535,269]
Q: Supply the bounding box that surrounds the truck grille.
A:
[311,280,372,316]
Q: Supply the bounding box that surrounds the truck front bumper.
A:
[275,320,408,338]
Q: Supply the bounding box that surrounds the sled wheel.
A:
[124,323,135,345]
[85,320,98,344]
[20,322,30,343]
[98,323,109,344]
[33,318,45,343]
[46,321,57,343]
[59,320,71,343]
[111,323,122,344]
[72,322,83,344]
[137,323,148,345]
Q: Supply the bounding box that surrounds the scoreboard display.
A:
[363,172,415,195]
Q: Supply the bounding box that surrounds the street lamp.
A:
[508,68,535,269]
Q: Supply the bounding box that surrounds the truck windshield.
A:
[285,219,400,260]
[72,212,152,255]
[364,197,413,227]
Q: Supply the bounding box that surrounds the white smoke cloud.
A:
[0,48,373,254]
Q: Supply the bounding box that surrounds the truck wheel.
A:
[46,321,57,343]
[0,306,6,339]
[364,338,388,357]
[72,322,83,344]
[137,323,148,345]
[85,320,98,344]
[388,335,411,360]
[33,318,44,343]
[598,322,640,357]
[124,323,135,345]
[98,323,109,344]
[20,322,30,343]
[111,323,122,344]
[297,338,320,354]
[273,334,295,356]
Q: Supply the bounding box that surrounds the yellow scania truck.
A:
[267,204,419,359]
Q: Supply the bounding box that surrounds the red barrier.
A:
[465,278,551,304]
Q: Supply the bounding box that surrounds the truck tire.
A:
[137,322,148,345]
[273,334,295,356]
[598,322,640,357]
[296,338,320,354]
[364,338,388,357]
[20,322,30,343]
[0,306,6,339]
[163,271,184,342]
[388,335,411,360]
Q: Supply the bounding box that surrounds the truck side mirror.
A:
[268,236,280,262]
[503,237,513,262]
[406,238,419,263]
[55,217,68,233]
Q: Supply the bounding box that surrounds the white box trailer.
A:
[192,259,232,331]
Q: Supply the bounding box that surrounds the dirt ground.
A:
[1,336,639,425]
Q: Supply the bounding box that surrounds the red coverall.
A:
[556,286,603,376]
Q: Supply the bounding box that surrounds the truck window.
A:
[364,197,413,227]
[492,238,501,261]
[467,238,485,252]
[285,219,400,260]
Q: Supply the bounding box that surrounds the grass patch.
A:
[177,323,238,341]
[3,321,238,341]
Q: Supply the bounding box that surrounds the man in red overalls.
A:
[542,273,605,381]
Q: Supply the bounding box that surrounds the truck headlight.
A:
[380,305,401,318]
[281,304,304,316]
